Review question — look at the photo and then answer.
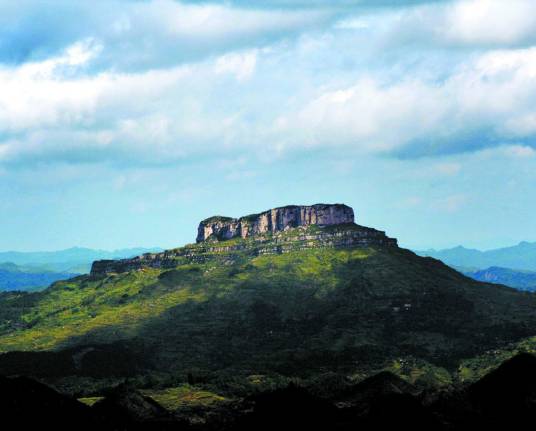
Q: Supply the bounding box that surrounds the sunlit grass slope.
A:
[0,268,207,351]
[1,243,536,378]
[0,248,371,352]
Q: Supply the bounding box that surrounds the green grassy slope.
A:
[1,241,535,382]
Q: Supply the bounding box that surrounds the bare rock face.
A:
[196,204,355,243]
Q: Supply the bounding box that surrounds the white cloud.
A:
[277,77,446,153]
[334,18,370,30]
[2,0,536,168]
[0,0,334,72]
[62,39,102,67]
[272,46,536,156]
[3,41,536,165]
[154,0,327,40]
[442,0,536,46]
[215,51,258,81]
[382,0,536,49]
[506,114,536,136]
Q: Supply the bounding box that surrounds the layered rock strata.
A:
[90,205,397,276]
[196,204,355,243]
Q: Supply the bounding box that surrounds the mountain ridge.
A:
[461,266,536,292]
[416,241,536,271]
[0,262,79,292]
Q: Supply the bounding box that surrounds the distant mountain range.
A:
[0,247,163,274]
[415,242,536,291]
[0,247,162,291]
[415,241,536,271]
[0,263,78,292]
[461,266,536,292]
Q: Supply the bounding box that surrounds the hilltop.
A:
[90,204,395,276]
[0,204,536,389]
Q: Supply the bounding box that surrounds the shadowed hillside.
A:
[1,206,535,383]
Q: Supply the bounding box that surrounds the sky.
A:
[1,0,536,252]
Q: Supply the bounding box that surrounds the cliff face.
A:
[90,204,397,276]
[196,204,354,243]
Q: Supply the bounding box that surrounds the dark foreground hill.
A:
[0,374,97,430]
[2,353,536,430]
[0,204,536,390]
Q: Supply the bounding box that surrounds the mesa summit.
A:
[196,204,355,242]
[90,204,397,276]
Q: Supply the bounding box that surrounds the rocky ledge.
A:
[90,204,397,276]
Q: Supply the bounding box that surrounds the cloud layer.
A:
[0,0,536,169]
[0,0,333,69]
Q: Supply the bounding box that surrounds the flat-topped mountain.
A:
[197,204,355,242]
[90,204,396,276]
[2,203,536,396]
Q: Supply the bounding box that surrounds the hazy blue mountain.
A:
[0,247,163,274]
[415,241,536,271]
[0,262,79,292]
[462,267,536,292]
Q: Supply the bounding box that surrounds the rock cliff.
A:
[90,204,397,276]
[196,204,354,243]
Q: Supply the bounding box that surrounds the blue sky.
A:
[1,0,536,251]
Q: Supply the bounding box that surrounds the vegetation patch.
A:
[78,396,104,406]
[141,385,227,411]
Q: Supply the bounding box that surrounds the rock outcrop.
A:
[90,204,397,276]
[196,204,354,243]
